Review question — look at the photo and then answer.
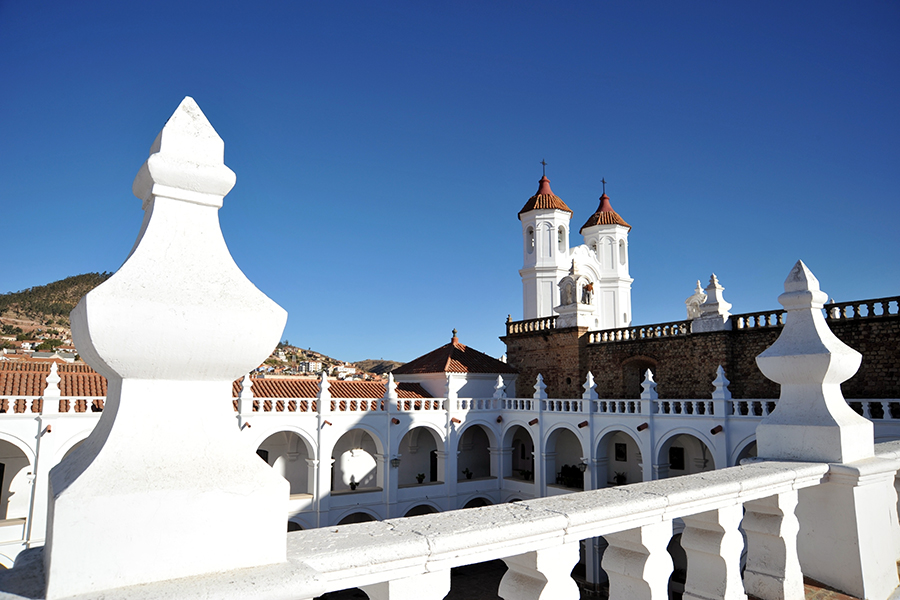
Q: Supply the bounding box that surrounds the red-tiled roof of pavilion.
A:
[579,193,631,233]
[517,176,573,219]
[230,378,432,399]
[392,331,518,375]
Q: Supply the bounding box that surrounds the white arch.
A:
[53,430,95,465]
[0,432,35,464]
[543,423,590,459]
[460,494,495,508]
[730,434,758,466]
[250,425,317,461]
[593,424,643,453]
[403,501,441,516]
[457,421,499,449]
[0,552,14,569]
[332,507,382,526]
[654,427,718,461]
[399,423,446,451]
[501,422,538,447]
[325,423,387,459]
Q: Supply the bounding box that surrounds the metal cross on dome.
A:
[601,178,607,194]
[541,159,547,176]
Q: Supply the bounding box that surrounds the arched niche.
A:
[502,425,535,481]
[457,424,495,481]
[595,428,643,487]
[397,426,444,486]
[0,439,31,520]
[657,432,715,479]
[331,428,384,492]
[257,430,315,495]
[545,426,586,490]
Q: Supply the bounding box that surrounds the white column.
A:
[742,491,804,600]
[680,505,746,600]
[499,542,580,600]
[602,521,673,600]
[361,569,450,600]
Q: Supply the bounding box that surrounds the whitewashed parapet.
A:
[283,459,829,600]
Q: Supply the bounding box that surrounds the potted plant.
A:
[416,473,426,484]
[613,471,627,486]
[349,481,358,490]
[462,468,473,480]
[519,469,533,481]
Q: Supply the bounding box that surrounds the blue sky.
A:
[1,2,897,363]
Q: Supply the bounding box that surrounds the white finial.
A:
[132,97,236,209]
[582,371,598,400]
[711,365,731,400]
[239,373,254,399]
[42,362,61,415]
[533,374,548,399]
[640,369,658,400]
[692,273,732,332]
[493,376,507,399]
[756,260,870,463]
[384,372,398,400]
[47,98,289,597]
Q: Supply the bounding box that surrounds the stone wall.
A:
[502,314,900,400]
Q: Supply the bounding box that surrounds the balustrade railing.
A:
[826,296,900,321]
[657,399,713,415]
[588,320,690,344]
[455,398,499,410]
[733,310,785,329]
[506,315,557,335]
[543,399,586,413]
[286,457,833,600]
[595,399,640,414]
[0,396,104,414]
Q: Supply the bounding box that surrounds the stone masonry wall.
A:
[502,315,900,400]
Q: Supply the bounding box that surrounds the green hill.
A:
[0,272,112,326]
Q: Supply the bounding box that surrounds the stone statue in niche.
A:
[581,282,593,304]
[685,280,707,320]
[561,280,575,305]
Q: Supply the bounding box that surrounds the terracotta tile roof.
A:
[0,363,107,396]
[580,193,631,233]
[518,176,573,219]
[230,378,432,399]
[0,364,429,401]
[392,333,517,375]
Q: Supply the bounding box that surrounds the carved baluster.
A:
[862,401,872,419]
[883,401,893,420]
[603,521,673,600]
[500,542,580,600]
[362,570,451,600]
[742,491,803,600]
[681,505,746,600]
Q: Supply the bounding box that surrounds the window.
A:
[526,227,535,254]
[557,226,566,253]
[615,443,627,462]
[669,446,685,471]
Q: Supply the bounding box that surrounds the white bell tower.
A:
[519,168,573,319]
[578,180,633,328]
